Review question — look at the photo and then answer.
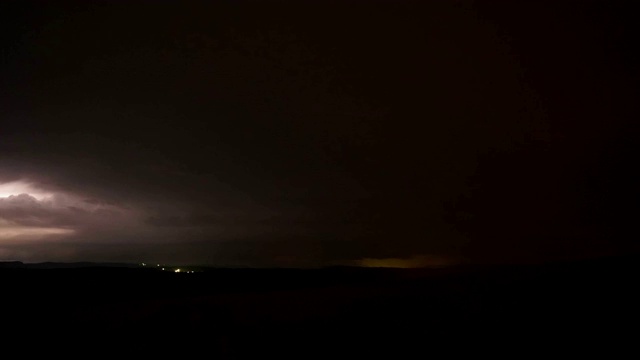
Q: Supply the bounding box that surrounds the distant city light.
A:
[175,269,181,273]
[162,268,165,270]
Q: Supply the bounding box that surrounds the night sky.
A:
[1,0,638,267]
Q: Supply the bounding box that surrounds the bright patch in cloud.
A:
[0,180,54,200]
[0,179,133,243]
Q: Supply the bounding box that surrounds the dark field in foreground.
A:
[2,256,638,355]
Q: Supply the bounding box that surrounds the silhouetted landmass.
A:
[0,261,24,268]
[0,261,139,269]
[2,256,638,355]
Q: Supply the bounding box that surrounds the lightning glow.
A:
[0,180,74,241]
[0,180,54,200]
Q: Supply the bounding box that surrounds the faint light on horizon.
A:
[357,255,453,269]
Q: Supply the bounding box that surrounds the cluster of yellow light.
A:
[150,265,195,273]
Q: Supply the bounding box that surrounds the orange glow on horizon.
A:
[357,255,453,269]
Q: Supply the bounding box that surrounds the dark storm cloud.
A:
[1,0,638,265]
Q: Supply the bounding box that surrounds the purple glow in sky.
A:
[0,178,149,261]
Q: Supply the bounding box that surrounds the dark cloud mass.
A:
[1,0,638,265]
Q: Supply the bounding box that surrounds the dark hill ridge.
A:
[1,255,638,355]
[0,261,138,269]
[0,260,24,268]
